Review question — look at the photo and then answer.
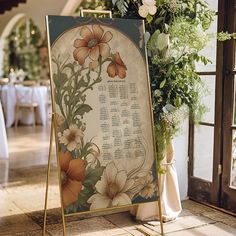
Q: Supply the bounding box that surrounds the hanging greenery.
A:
[108,0,215,168]
[217,31,236,41]
[4,17,42,80]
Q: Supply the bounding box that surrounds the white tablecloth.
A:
[1,85,49,127]
[0,100,8,158]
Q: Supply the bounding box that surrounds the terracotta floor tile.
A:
[181,200,215,214]
[105,211,138,228]
[4,183,60,213]
[125,229,146,236]
[26,208,61,227]
[202,211,236,227]
[166,222,236,236]
[145,215,215,234]
[7,230,52,236]
[0,189,23,217]
[0,213,41,235]
[46,217,126,236]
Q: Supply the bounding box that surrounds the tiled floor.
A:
[0,126,236,235]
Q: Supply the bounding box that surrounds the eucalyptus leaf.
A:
[146,15,153,24]
[155,17,164,25]
[164,23,169,32]
[154,89,162,97]
[174,97,182,106]
[166,66,172,77]
[144,31,151,45]
[160,79,166,88]
[115,0,129,16]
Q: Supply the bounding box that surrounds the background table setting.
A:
[1,83,49,127]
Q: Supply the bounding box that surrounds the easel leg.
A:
[57,160,67,236]
[158,173,164,235]
[42,115,54,236]
[60,195,66,235]
[53,117,67,236]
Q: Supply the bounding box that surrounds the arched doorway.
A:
[1,14,42,80]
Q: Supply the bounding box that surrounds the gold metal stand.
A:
[42,113,66,236]
[43,9,164,236]
[42,114,54,236]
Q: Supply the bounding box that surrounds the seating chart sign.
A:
[46,16,158,215]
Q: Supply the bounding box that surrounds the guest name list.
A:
[98,80,146,162]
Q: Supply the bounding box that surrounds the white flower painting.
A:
[87,162,134,209]
[59,124,84,152]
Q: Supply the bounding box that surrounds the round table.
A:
[1,84,49,127]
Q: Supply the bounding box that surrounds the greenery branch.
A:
[108,0,215,167]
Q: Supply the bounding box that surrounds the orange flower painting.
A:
[59,151,86,208]
[73,24,113,65]
[107,52,127,79]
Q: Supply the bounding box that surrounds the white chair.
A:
[40,80,52,123]
[14,86,38,128]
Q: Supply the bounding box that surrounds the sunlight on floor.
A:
[0,126,236,235]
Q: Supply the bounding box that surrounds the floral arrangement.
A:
[52,24,157,213]
[112,0,215,166]
[15,68,26,81]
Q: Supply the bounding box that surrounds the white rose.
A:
[142,0,156,6]
[138,4,149,18]
[148,5,157,15]
[156,33,170,51]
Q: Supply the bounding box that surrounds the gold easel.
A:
[43,10,164,236]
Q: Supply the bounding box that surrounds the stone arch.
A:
[0,13,26,40]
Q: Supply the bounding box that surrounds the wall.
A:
[0,0,68,36]
[173,119,189,200]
